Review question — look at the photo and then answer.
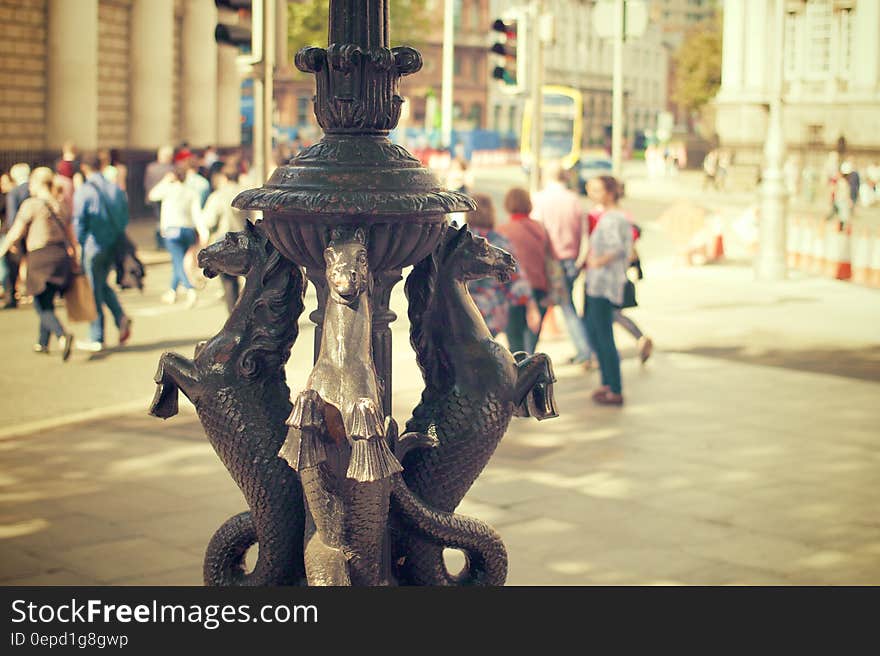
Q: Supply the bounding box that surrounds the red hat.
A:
[173,148,192,164]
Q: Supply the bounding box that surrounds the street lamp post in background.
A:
[756,0,788,280]
[441,0,455,149]
[611,0,624,178]
[528,0,545,194]
[592,0,647,178]
[215,0,286,184]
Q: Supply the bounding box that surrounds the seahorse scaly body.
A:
[150,225,307,586]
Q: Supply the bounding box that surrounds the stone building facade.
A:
[715,0,880,163]
[0,0,241,207]
[649,0,719,48]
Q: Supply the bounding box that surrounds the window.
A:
[493,104,501,131]
[469,103,483,128]
[469,0,480,30]
[838,8,853,77]
[454,53,462,76]
[472,55,481,83]
[296,96,310,125]
[805,1,832,76]
[783,11,799,79]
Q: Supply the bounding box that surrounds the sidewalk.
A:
[0,261,877,585]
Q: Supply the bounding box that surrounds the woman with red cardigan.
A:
[497,187,555,353]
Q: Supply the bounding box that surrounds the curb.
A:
[0,397,196,441]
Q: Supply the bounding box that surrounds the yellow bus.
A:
[520,85,583,171]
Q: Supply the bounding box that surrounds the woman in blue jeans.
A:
[584,176,633,406]
[148,168,201,307]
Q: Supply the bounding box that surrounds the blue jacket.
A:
[4,183,29,231]
[73,173,129,253]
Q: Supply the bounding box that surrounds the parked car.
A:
[575,156,613,195]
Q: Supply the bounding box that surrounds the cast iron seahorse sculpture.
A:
[149,222,308,586]
[279,227,403,586]
[393,225,558,586]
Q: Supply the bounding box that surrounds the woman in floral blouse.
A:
[466,193,541,347]
[584,176,633,406]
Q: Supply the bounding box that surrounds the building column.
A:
[130,0,175,149]
[743,0,768,96]
[718,0,746,98]
[852,1,880,92]
[47,0,98,149]
[216,8,242,149]
[182,0,218,147]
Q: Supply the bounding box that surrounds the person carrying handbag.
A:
[0,168,75,360]
[583,176,633,406]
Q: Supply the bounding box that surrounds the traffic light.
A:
[490,18,520,89]
[215,0,260,60]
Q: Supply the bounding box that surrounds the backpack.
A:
[85,180,126,251]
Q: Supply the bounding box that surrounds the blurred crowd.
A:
[142,143,254,310]
[451,161,652,407]
[0,141,254,361]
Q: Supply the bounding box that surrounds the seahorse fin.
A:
[344,399,403,482]
[149,382,179,419]
[278,428,327,471]
[394,429,439,462]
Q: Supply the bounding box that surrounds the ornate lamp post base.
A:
[150,0,558,586]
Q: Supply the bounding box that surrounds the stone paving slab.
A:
[2,339,877,586]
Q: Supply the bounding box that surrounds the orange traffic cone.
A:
[869,229,880,289]
[852,227,872,285]
[812,221,827,276]
[800,219,815,271]
[700,214,724,263]
[787,217,801,269]
[827,223,852,281]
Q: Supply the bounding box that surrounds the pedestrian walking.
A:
[466,193,542,343]
[99,148,127,193]
[531,162,595,367]
[586,177,653,364]
[702,150,718,190]
[55,141,81,184]
[833,165,854,228]
[148,167,201,307]
[144,145,174,249]
[842,161,860,215]
[496,187,556,354]
[716,149,731,191]
[2,163,31,309]
[200,168,249,313]
[73,154,132,352]
[183,155,211,209]
[0,168,75,359]
[583,176,633,406]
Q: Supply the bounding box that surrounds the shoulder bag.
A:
[46,204,97,323]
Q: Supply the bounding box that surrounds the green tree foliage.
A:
[672,14,723,112]
[286,0,431,63]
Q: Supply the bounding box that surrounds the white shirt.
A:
[148,179,201,235]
